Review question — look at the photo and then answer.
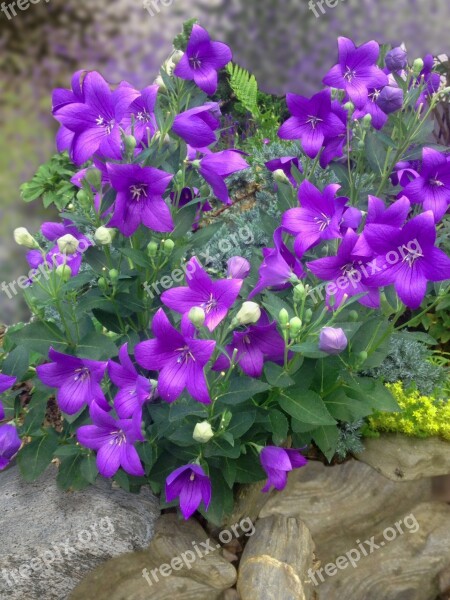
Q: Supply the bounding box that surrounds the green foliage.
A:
[335,420,365,459]
[226,63,260,118]
[172,18,198,51]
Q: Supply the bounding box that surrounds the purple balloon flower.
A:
[376,85,404,115]
[260,446,308,492]
[249,228,305,299]
[77,402,144,478]
[0,425,21,471]
[0,375,16,421]
[415,55,440,109]
[108,344,154,419]
[53,72,139,164]
[307,229,380,310]
[265,156,303,187]
[226,256,251,280]
[319,327,348,355]
[106,163,174,236]
[161,257,242,331]
[364,211,450,309]
[278,89,346,159]
[320,100,349,168]
[213,314,285,378]
[165,463,212,520]
[391,161,420,187]
[196,150,249,205]
[401,148,450,222]
[121,85,158,143]
[323,37,388,108]
[282,181,348,257]
[385,47,408,72]
[172,103,221,149]
[37,348,109,415]
[174,24,232,95]
[135,309,216,404]
[340,207,363,232]
[52,70,85,153]
[353,88,389,130]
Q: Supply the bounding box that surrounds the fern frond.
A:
[226,63,260,118]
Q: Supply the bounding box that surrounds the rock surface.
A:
[356,434,450,481]
[70,513,237,600]
[237,515,314,600]
[0,465,160,600]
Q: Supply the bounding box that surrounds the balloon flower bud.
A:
[98,277,108,292]
[55,264,72,282]
[289,317,302,338]
[147,241,158,257]
[293,283,306,303]
[272,169,291,185]
[343,101,355,113]
[319,327,348,355]
[188,306,206,328]
[412,58,424,77]
[124,135,137,155]
[76,189,92,208]
[385,47,408,72]
[227,256,251,280]
[278,308,289,328]
[109,269,119,283]
[171,50,184,65]
[304,308,313,323]
[377,86,404,114]
[57,234,79,255]
[13,227,39,249]
[162,239,175,255]
[94,226,115,246]
[193,421,214,443]
[236,301,261,325]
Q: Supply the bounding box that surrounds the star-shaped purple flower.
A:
[174,24,232,95]
[108,344,154,419]
[37,348,109,415]
[307,229,380,310]
[172,102,221,149]
[278,89,346,159]
[249,228,305,299]
[323,37,388,108]
[77,402,145,478]
[364,211,450,309]
[122,85,159,144]
[260,446,308,492]
[0,424,21,471]
[135,309,216,404]
[52,70,85,153]
[213,314,285,378]
[282,181,347,257]
[401,148,450,222]
[161,257,242,331]
[195,149,249,205]
[165,464,212,520]
[353,88,389,130]
[106,163,174,236]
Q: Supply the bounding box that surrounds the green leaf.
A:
[324,388,373,422]
[119,248,151,269]
[7,321,66,355]
[18,433,59,482]
[268,409,289,445]
[227,411,256,438]
[57,454,90,491]
[311,425,340,462]
[290,341,328,359]
[80,455,99,484]
[226,63,259,118]
[264,363,294,388]
[234,451,266,484]
[2,345,30,380]
[222,458,237,488]
[218,377,270,405]
[197,468,234,526]
[76,331,118,360]
[343,375,400,412]
[22,387,51,435]
[204,438,241,459]
[279,388,336,426]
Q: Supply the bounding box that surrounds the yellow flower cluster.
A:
[367,382,450,441]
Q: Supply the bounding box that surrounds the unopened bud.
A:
[362,113,372,127]
[147,241,158,257]
[358,351,368,362]
[55,264,72,281]
[98,277,108,292]
[279,308,289,327]
[304,308,313,323]
[76,189,91,208]
[193,421,214,443]
[343,101,355,113]
[162,239,175,255]
[412,58,424,77]
[293,283,306,303]
[272,169,290,185]
[289,317,302,337]
[124,135,137,155]
[171,50,184,65]
[14,227,39,249]
[236,301,261,325]
[188,306,206,328]
[348,310,359,321]
[57,234,79,255]
[109,270,119,284]
[94,226,115,246]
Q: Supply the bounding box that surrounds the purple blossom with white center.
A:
[165,464,212,520]
[376,85,404,114]
[364,211,450,309]
[76,402,144,478]
[195,150,249,205]
[174,24,232,95]
[260,446,308,492]
[121,85,158,143]
[213,314,286,378]
[26,220,91,278]
[249,228,305,299]
[108,344,154,419]
[53,72,139,164]
[282,181,348,257]
[353,88,389,130]
[319,327,348,355]
[135,309,216,404]
[401,147,450,222]
[307,229,380,310]
[172,103,221,149]
[385,47,408,72]
[106,163,174,236]
[278,89,346,159]
[0,374,16,421]
[265,156,303,187]
[323,37,388,109]
[0,425,21,471]
[36,348,109,415]
[227,256,251,280]
[161,257,242,331]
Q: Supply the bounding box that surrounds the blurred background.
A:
[1,0,449,324]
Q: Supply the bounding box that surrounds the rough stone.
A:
[237,515,315,600]
[0,465,160,600]
[70,513,237,600]
[356,434,450,481]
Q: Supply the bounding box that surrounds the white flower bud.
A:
[193,421,214,443]
[94,226,116,246]
[188,307,206,328]
[272,169,290,185]
[13,227,39,249]
[57,234,79,255]
[236,301,261,325]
